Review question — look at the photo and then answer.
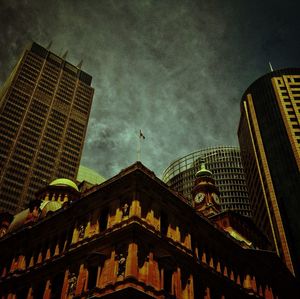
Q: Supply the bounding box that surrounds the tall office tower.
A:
[162,146,252,217]
[0,42,94,214]
[238,69,300,277]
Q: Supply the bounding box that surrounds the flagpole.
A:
[269,61,274,72]
[137,131,141,161]
[137,129,145,161]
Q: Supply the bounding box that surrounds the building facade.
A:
[162,146,251,217]
[238,68,300,277]
[0,42,94,214]
[0,162,298,298]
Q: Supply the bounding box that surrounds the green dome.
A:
[49,178,79,191]
[77,165,106,185]
[196,162,212,178]
[40,201,62,218]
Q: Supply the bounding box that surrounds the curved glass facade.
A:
[238,69,300,276]
[162,146,251,217]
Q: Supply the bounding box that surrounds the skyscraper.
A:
[0,42,94,214]
[162,146,252,217]
[238,69,300,277]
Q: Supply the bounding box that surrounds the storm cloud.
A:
[0,0,299,178]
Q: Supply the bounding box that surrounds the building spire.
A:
[196,161,212,178]
[192,161,221,217]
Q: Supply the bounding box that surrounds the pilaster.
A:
[75,264,87,295]
[130,199,141,217]
[43,280,51,299]
[125,242,138,278]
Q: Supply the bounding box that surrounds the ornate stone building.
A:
[0,162,298,298]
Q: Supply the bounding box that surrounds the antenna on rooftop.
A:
[46,41,53,50]
[62,50,69,59]
[77,60,83,69]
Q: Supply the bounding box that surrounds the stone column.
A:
[201,251,207,264]
[45,248,51,261]
[10,257,17,273]
[188,274,194,299]
[99,250,116,286]
[265,286,274,299]
[84,221,91,238]
[125,242,138,278]
[60,269,70,299]
[43,280,51,299]
[148,252,160,290]
[130,192,141,217]
[17,255,26,271]
[71,226,79,244]
[75,264,87,295]
[36,252,43,264]
[204,286,211,299]
[27,287,33,299]
[160,268,164,290]
[54,243,60,256]
[186,233,192,249]
[174,267,181,298]
[176,226,180,242]
[115,206,123,224]
[96,264,102,288]
[1,266,7,278]
[29,256,34,268]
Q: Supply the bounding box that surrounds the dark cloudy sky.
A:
[1,0,300,178]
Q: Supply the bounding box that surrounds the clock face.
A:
[195,192,205,203]
[212,193,220,204]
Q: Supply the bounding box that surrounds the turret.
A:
[37,178,80,218]
[192,161,221,217]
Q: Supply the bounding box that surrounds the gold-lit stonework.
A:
[0,162,298,298]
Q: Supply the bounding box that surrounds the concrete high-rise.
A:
[162,146,252,217]
[238,69,300,277]
[0,42,94,214]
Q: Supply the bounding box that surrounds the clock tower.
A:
[192,161,221,217]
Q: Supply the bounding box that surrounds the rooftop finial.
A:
[196,159,212,178]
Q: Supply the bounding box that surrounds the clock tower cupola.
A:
[192,161,221,217]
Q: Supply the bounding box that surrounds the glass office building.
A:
[238,69,300,277]
[162,146,251,217]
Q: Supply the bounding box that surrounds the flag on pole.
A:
[137,129,145,161]
[139,129,145,139]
